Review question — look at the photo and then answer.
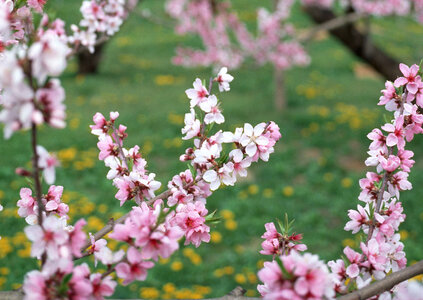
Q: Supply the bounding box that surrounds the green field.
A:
[1,1,423,298]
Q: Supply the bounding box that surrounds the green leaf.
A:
[187,163,197,179]
[205,210,217,221]
[276,218,285,235]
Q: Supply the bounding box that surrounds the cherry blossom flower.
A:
[115,247,154,285]
[215,67,234,92]
[37,145,59,185]
[27,0,47,13]
[181,109,201,140]
[69,219,87,258]
[394,63,421,94]
[382,115,405,149]
[28,31,70,84]
[378,81,400,111]
[174,201,210,247]
[203,162,236,190]
[202,95,225,124]
[88,233,107,266]
[24,215,69,259]
[90,273,117,299]
[22,271,48,300]
[17,188,37,224]
[239,123,268,157]
[185,78,209,108]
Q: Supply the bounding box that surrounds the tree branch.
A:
[303,5,400,81]
[31,123,45,227]
[298,12,363,42]
[338,260,423,300]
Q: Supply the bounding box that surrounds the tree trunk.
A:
[77,42,106,74]
[303,5,401,81]
[274,68,286,111]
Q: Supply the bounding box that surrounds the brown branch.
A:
[338,260,423,300]
[298,12,363,42]
[31,123,45,227]
[303,5,401,81]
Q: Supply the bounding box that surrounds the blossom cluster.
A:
[335,63,423,295]
[70,0,139,53]
[258,251,335,299]
[260,222,307,257]
[257,63,423,298]
[165,0,309,70]
[91,111,161,206]
[0,11,69,139]
[84,68,282,290]
[17,185,68,225]
[23,215,117,299]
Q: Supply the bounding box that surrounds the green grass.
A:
[1,1,423,298]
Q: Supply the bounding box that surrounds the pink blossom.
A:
[17,188,37,223]
[202,95,225,124]
[28,31,70,84]
[258,252,334,299]
[44,185,68,217]
[397,149,414,172]
[90,112,118,136]
[360,238,389,272]
[88,233,107,266]
[90,273,117,299]
[344,204,369,234]
[68,263,93,299]
[378,81,400,111]
[181,109,201,140]
[230,149,251,177]
[115,247,154,285]
[367,128,386,150]
[239,123,268,157]
[185,78,209,107]
[379,155,401,172]
[35,79,66,128]
[358,172,382,202]
[22,271,48,300]
[343,246,363,278]
[37,145,59,184]
[175,201,210,247]
[113,172,161,206]
[394,63,421,94]
[69,219,87,258]
[381,115,405,150]
[203,162,236,190]
[27,0,47,13]
[24,215,69,259]
[261,222,282,240]
[97,135,118,160]
[215,67,234,92]
[388,171,412,198]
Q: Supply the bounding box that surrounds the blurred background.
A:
[1,0,423,298]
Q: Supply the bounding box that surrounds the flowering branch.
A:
[79,187,182,253]
[338,260,423,300]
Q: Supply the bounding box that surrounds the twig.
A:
[31,123,45,227]
[338,260,423,300]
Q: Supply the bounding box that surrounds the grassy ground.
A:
[1,1,423,298]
